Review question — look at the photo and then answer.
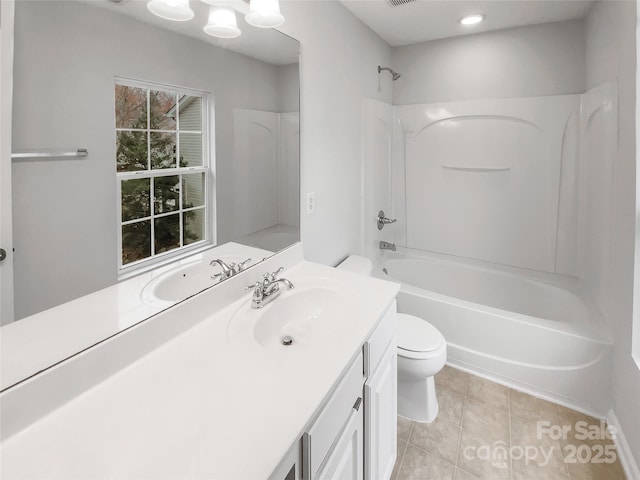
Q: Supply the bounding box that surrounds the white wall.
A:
[392,20,585,105]
[585,0,640,473]
[277,1,392,266]
[277,63,301,114]
[12,1,281,318]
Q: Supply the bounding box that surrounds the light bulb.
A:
[203,6,241,38]
[245,0,284,28]
[147,0,194,21]
[459,14,485,26]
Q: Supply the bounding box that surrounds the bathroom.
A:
[0,0,639,479]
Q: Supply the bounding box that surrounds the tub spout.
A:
[379,241,396,251]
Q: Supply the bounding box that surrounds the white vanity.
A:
[0,244,400,479]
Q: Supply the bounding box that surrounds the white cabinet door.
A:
[365,339,397,480]
[317,403,364,480]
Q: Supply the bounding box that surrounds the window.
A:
[115,79,209,270]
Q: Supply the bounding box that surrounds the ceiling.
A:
[90,0,299,65]
[339,0,595,46]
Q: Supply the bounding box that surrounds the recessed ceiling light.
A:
[459,14,485,26]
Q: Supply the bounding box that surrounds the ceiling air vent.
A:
[386,0,416,7]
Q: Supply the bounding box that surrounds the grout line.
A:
[464,372,470,397]
[396,420,412,477]
[404,440,458,474]
[455,377,471,474]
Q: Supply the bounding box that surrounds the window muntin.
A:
[115,80,209,269]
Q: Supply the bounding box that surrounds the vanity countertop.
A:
[0,242,273,390]
[0,258,400,479]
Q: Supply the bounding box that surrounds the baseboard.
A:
[607,409,640,480]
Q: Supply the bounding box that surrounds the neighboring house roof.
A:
[165,95,197,119]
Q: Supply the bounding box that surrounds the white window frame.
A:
[115,77,215,275]
[634,13,640,370]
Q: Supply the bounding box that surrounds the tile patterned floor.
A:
[391,365,627,480]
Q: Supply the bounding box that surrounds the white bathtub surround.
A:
[392,94,583,274]
[361,99,395,258]
[231,108,300,243]
[0,242,272,391]
[0,244,400,478]
[374,250,612,417]
[362,83,618,283]
[359,82,621,424]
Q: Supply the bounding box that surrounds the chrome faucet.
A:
[246,267,294,309]
[210,257,252,281]
[379,241,396,251]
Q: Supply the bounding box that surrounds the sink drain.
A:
[282,335,294,346]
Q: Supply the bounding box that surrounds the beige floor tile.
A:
[435,365,470,395]
[462,397,510,443]
[511,460,570,480]
[466,376,509,412]
[398,415,413,442]
[561,432,626,479]
[554,404,599,430]
[554,412,614,449]
[392,439,407,480]
[457,429,511,479]
[509,389,558,423]
[510,415,568,476]
[564,453,627,480]
[396,373,627,480]
[437,384,465,426]
[398,445,456,480]
[409,413,461,464]
[455,467,480,479]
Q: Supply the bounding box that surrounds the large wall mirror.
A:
[3,0,299,388]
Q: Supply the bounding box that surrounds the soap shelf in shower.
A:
[441,165,511,172]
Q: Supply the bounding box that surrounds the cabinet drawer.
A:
[304,351,364,480]
[364,301,397,377]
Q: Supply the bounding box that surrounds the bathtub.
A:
[374,252,612,416]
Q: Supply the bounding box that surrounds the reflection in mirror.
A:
[2,0,299,389]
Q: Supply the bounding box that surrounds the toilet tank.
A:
[336,255,373,276]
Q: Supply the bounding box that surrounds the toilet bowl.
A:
[336,255,447,423]
[396,313,447,423]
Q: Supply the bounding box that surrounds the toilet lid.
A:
[397,313,445,353]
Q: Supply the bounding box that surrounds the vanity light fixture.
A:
[203,6,242,38]
[459,14,485,25]
[245,0,285,28]
[147,0,195,21]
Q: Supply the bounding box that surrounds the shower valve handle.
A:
[377,210,397,230]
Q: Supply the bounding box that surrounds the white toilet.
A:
[337,255,447,423]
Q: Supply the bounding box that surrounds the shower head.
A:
[378,65,401,81]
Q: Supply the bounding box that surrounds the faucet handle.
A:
[270,267,285,280]
[238,258,252,270]
[246,282,261,292]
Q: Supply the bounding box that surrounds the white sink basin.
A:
[141,252,263,306]
[227,278,359,350]
[152,261,220,302]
